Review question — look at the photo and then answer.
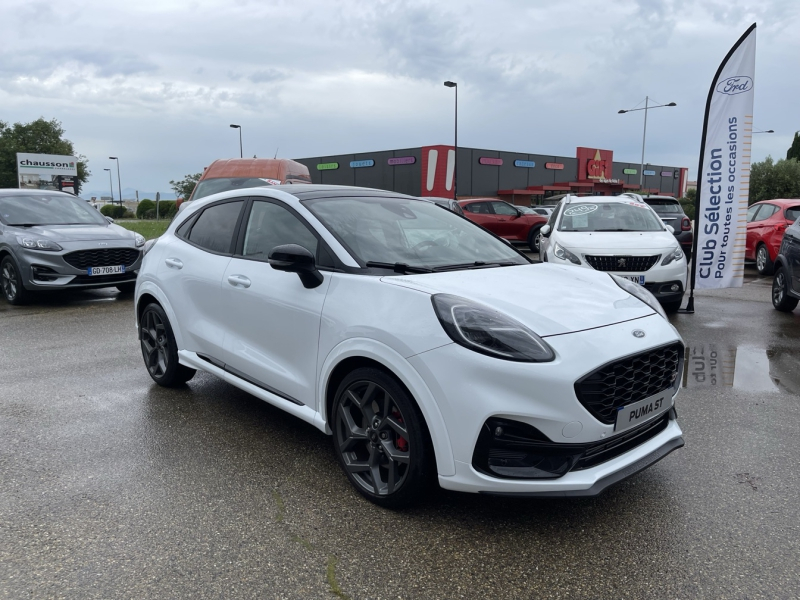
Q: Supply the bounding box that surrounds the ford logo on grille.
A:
[98,242,108,246]
[632,330,646,338]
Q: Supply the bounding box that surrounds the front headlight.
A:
[134,233,146,248]
[661,246,684,266]
[553,242,581,265]
[431,294,555,362]
[16,236,62,251]
[610,274,668,319]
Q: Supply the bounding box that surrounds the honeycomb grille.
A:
[574,342,684,424]
[64,248,140,270]
[584,255,661,272]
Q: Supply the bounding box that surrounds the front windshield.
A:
[193,177,276,200]
[558,201,665,232]
[303,196,529,269]
[0,194,107,226]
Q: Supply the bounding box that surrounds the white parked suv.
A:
[135,185,685,507]
[539,194,688,312]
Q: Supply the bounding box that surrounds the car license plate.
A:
[87,265,125,276]
[621,274,645,285]
[614,391,673,433]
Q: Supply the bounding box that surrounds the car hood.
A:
[381,263,655,337]
[9,223,136,242]
[557,231,678,251]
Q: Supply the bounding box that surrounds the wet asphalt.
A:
[1,265,799,599]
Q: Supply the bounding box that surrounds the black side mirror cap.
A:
[268,244,324,288]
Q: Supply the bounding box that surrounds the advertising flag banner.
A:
[692,24,756,291]
[16,152,79,194]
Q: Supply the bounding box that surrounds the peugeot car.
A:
[0,189,143,304]
[135,185,685,507]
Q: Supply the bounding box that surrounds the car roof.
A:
[0,188,76,197]
[642,195,679,203]
[200,158,307,179]
[457,198,503,205]
[753,199,800,206]
[254,184,420,202]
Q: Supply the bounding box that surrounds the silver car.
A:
[0,190,144,304]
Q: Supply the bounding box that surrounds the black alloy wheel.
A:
[772,267,798,312]
[139,303,196,386]
[1,256,29,305]
[332,367,433,508]
[528,226,542,253]
[756,244,774,276]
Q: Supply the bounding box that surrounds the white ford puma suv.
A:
[135,185,685,507]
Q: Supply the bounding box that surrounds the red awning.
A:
[497,189,537,196]
[569,182,594,187]
[623,183,640,189]
[542,184,571,191]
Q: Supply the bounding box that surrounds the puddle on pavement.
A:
[683,344,800,395]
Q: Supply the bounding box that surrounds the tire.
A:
[772,267,798,312]
[1,256,30,305]
[528,226,542,253]
[756,244,774,276]
[661,299,682,314]
[116,281,136,294]
[331,367,434,509]
[139,303,196,386]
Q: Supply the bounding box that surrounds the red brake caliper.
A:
[392,409,408,452]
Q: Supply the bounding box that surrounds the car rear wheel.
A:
[1,256,30,305]
[528,226,542,253]
[772,267,798,312]
[332,367,434,508]
[140,303,196,386]
[756,244,774,276]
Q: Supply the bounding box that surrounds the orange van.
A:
[177,158,311,208]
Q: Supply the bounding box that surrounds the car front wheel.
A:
[756,244,774,276]
[139,303,196,386]
[332,367,434,508]
[772,267,798,312]
[1,256,30,305]
[528,226,542,253]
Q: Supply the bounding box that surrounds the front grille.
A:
[71,273,136,285]
[574,342,684,424]
[584,255,661,272]
[64,248,140,270]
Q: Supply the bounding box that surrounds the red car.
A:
[746,199,800,275]
[459,198,547,252]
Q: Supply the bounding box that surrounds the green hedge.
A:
[99,204,128,219]
[135,199,176,219]
[136,199,155,219]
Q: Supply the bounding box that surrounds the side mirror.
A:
[665,224,675,234]
[268,244,323,289]
[540,224,552,237]
[105,216,115,223]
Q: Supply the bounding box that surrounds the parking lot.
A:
[1,264,799,599]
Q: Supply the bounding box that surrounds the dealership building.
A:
[295,145,688,205]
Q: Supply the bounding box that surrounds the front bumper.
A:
[17,244,142,291]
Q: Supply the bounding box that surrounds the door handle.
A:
[227,274,251,288]
[165,258,183,269]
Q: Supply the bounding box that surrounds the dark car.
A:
[746,199,800,275]
[642,195,693,259]
[458,199,547,252]
[421,197,465,216]
[772,215,800,311]
[0,189,143,304]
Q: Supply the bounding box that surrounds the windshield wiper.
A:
[9,223,40,227]
[365,261,433,274]
[432,261,519,272]
[593,228,635,232]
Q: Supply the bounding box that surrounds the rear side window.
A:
[746,204,762,223]
[786,206,800,222]
[187,200,244,254]
[754,204,778,221]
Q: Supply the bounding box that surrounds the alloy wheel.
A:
[335,380,411,496]
[2,260,17,301]
[757,246,767,271]
[773,271,785,305]
[141,309,170,378]
[534,231,542,251]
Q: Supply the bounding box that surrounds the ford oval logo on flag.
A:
[716,76,753,95]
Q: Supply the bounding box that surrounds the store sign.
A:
[661,170,674,177]
[577,147,613,180]
[514,160,536,168]
[597,178,622,184]
[350,159,374,168]
[623,168,637,175]
[388,156,415,165]
[479,157,503,166]
[643,169,656,176]
[316,162,339,170]
[17,152,78,193]
[545,162,564,170]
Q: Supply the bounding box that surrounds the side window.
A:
[187,200,244,254]
[547,201,563,229]
[785,206,800,222]
[492,202,519,216]
[466,202,491,214]
[175,214,196,239]
[756,204,778,221]
[242,200,318,259]
[746,204,761,223]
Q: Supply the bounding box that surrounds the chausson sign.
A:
[17,152,78,194]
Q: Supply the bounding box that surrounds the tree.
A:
[787,131,800,161]
[749,156,800,203]
[169,173,202,201]
[678,188,697,220]
[0,118,90,194]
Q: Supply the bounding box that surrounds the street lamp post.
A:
[108,157,122,205]
[444,81,457,200]
[103,168,114,204]
[618,97,676,189]
[230,124,243,158]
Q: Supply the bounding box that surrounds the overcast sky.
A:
[2,0,798,196]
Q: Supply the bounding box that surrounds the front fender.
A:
[317,338,456,477]
[135,280,187,352]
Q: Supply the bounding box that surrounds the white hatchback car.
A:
[539,194,688,312]
[135,186,685,507]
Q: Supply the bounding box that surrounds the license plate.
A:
[614,390,673,433]
[621,274,645,285]
[87,265,125,276]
